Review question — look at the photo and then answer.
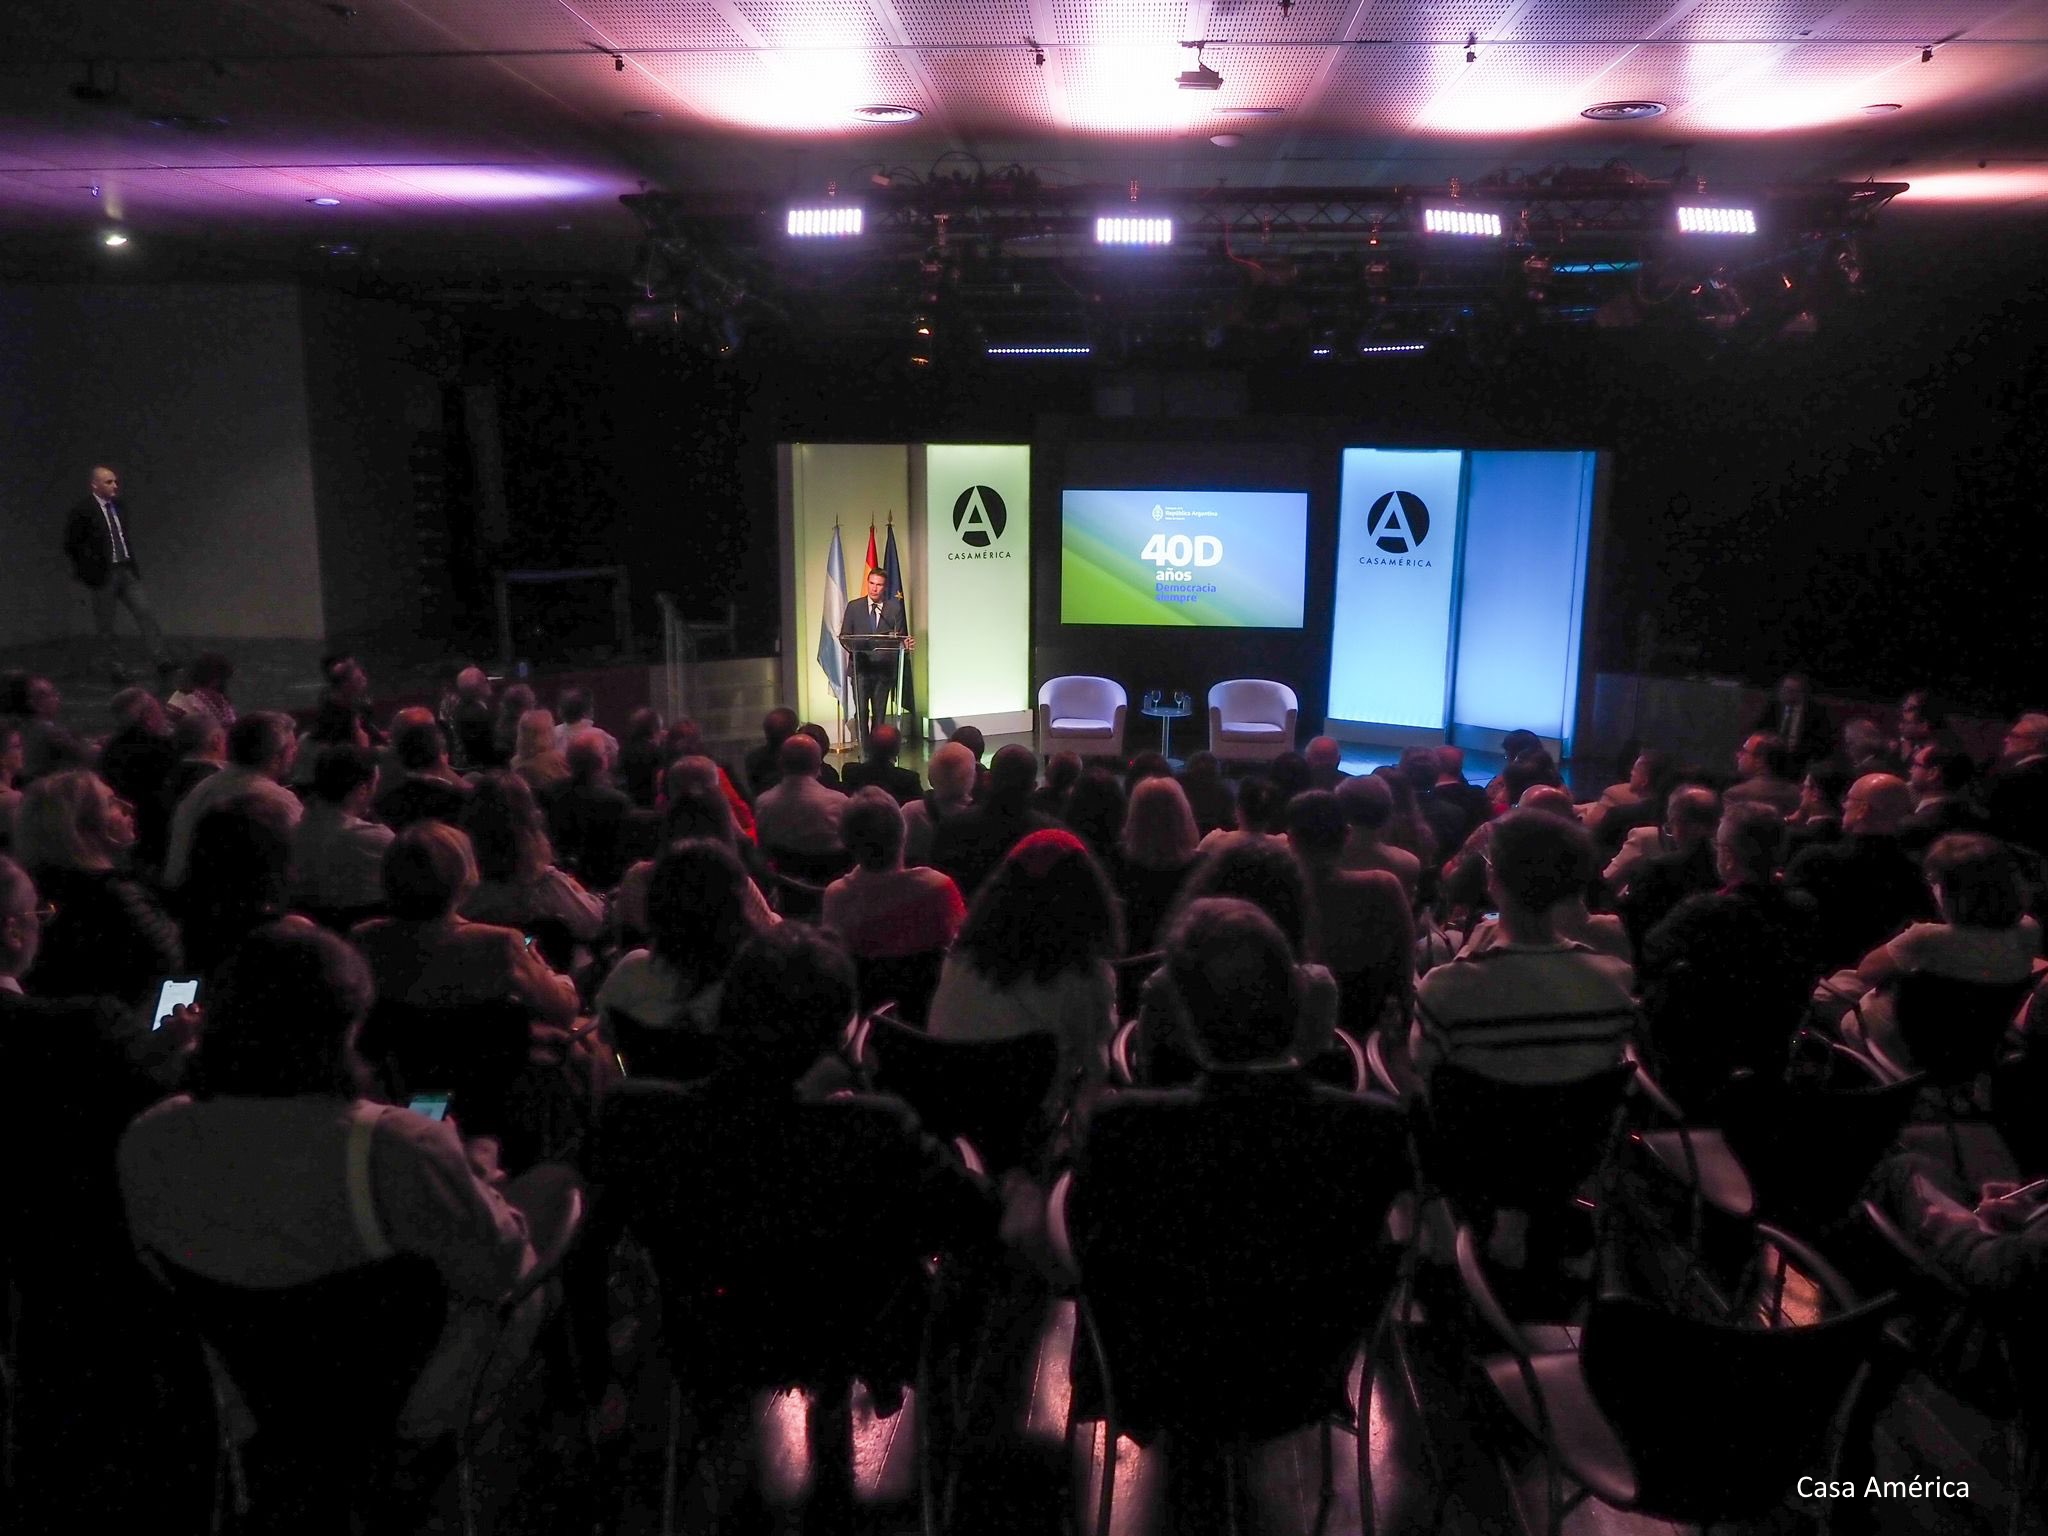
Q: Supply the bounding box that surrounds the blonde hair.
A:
[1121,776,1199,869]
[13,770,117,873]
[513,709,558,762]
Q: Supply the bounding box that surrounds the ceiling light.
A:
[1675,204,1756,234]
[1177,43,1223,91]
[1580,100,1666,121]
[307,196,342,206]
[1213,107,1283,117]
[1210,133,1242,147]
[851,104,921,123]
[100,229,130,248]
[1464,32,1477,63]
[1861,102,1903,114]
[1095,216,1173,246]
[1422,207,1501,237]
[986,345,1090,356]
[1921,46,1934,63]
[785,206,862,238]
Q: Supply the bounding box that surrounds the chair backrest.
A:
[854,948,946,1025]
[606,1008,726,1083]
[1718,1046,1923,1228]
[1893,972,2041,1085]
[1066,1086,1407,1443]
[1207,678,1298,725]
[1112,950,1163,1022]
[1419,1061,1635,1213]
[1579,1288,1894,1522]
[1039,675,1126,718]
[860,1007,1060,1170]
[358,997,534,1115]
[150,1252,447,1485]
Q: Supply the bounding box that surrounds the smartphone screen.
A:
[407,1093,453,1122]
[152,977,200,1032]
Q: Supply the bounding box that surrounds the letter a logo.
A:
[1366,490,1431,554]
[952,485,1008,548]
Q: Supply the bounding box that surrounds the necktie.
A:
[871,602,881,627]
[103,500,130,564]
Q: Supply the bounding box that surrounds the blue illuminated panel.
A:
[1451,452,1596,743]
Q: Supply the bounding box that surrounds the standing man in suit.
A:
[63,465,171,685]
[841,567,915,750]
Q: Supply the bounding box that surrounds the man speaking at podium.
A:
[842,566,914,749]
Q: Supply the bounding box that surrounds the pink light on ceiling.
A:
[370,165,614,201]
[643,47,924,132]
[1892,167,2048,205]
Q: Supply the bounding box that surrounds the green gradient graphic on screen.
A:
[1060,489,1308,628]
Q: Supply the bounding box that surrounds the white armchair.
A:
[1037,676,1127,761]
[1207,679,1298,765]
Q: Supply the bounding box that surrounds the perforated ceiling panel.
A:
[1317,43,1472,128]
[1354,0,1531,41]
[731,0,892,47]
[888,0,1037,45]
[1659,0,1840,42]
[919,52,1062,131]
[1049,0,1197,46]
[1208,0,1359,44]
[1511,0,1689,42]
[1817,0,2023,41]
[570,0,745,49]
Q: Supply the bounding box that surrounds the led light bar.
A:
[1422,207,1501,238]
[1358,341,1428,355]
[1095,216,1173,246]
[985,345,1092,356]
[785,206,863,238]
[1675,205,1756,235]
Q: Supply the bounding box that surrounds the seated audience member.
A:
[176,795,296,982]
[1197,774,1287,856]
[1888,688,1952,766]
[1115,776,1203,956]
[319,654,385,747]
[444,665,498,770]
[1500,749,1564,811]
[1484,730,1544,811]
[1753,673,1833,774]
[1333,774,1422,901]
[510,709,571,795]
[1304,736,1346,792]
[824,789,966,963]
[1841,716,1903,779]
[1062,767,1128,864]
[616,707,665,809]
[552,687,618,761]
[352,822,577,1026]
[655,723,755,839]
[1394,748,1465,856]
[461,772,606,945]
[902,741,976,869]
[754,732,847,861]
[1177,751,1236,836]
[118,919,574,1443]
[490,683,536,769]
[595,838,764,1035]
[1878,1148,2048,1301]
[1142,898,1328,1075]
[1786,761,1850,855]
[1031,751,1083,820]
[547,732,632,886]
[1636,803,1821,1104]
[1269,751,1314,810]
[797,723,844,791]
[1144,838,1339,1071]
[1123,751,1175,796]
[843,723,922,805]
[15,770,182,1007]
[165,712,302,888]
[374,716,472,831]
[165,652,237,731]
[1374,767,1440,868]
[1824,833,2042,1067]
[1430,746,1494,844]
[1725,731,1802,817]
[292,744,394,918]
[1787,772,1938,972]
[1984,712,2048,861]
[292,695,370,789]
[931,744,1057,897]
[1,672,87,784]
[929,829,1120,1091]
[148,709,227,873]
[1614,784,1724,950]
[0,724,22,848]
[99,687,177,825]
[612,764,776,940]
[1411,810,1637,1086]
[1604,781,1712,892]
[1449,788,1630,961]
[1286,790,1414,1033]
[743,707,800,801]
[1590,750,1683,859]
[1901,743,1988,856]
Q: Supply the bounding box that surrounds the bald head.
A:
[2006,713,2048,762]
[1843,773,1913,836]
[1304,736,1342,773]
[1518,784,1579,821]
[1665,785,1722,847]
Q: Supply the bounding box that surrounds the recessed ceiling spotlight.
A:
[851,104,922,123]
[307,196,342,206]
[100,229,130,248]
[1861,102,1904,114]
[1213,106,1283,117]
[1211,133,1243,147]
[1580,100,1666,121]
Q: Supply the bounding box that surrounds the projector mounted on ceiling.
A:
[1177,43,1223,91]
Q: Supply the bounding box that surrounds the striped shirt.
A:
[1410,940,1637,1085]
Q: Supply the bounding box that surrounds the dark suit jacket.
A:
[1787,833,1938,972]
[1618,840,1721,951]
[929,795,1058,898]
[549,780,633,887]
[842,758,922,804]
[1986,757,2048,860]
[1752,697,1835,773]
[1899,796,1993,859]
[62,497,138,588]
[841,596,910,676]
